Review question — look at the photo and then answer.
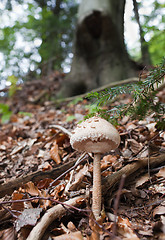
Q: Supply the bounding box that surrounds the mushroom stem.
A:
[92,153,102,220]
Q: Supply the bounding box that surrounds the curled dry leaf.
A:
[156,167,165,178]
[127,139,143,154]
[24,181,40,196]
[135,174,150,188]
[41,162,53,171]
[37,178,54,190]
[67,221,77,231]
[101,155,117,170]
[153,205,165,218]
[51,183,65,199]
[52,231,83,240]
[50,141,61,164]
[55,133,69,147]
[117,216,140,239]
[66,164,89,191]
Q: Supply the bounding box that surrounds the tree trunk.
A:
[133,0,151,65]
[59,0,138,97]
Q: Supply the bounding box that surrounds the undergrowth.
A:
[86,58,165,129]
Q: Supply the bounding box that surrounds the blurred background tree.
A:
[0,0,164,90]
[0,0,78,83]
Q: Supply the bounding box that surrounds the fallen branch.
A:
[0,160,77,198]
[26,195,86,240]
[102,153,165,197]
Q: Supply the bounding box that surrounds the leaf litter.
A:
[0,72,164,239]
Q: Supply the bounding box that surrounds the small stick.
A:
[49,125,72,137]
[112,175,126,237]
[47,152,88,193]
[26,196,86,240]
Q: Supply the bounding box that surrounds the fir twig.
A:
[86,58,165,128]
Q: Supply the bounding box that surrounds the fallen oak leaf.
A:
[24,181,40,196]
[12,191,25,213]
[50,141,61,164]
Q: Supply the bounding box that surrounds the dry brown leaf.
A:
[55,133,69,147]
[127,139,143,154]
[66,164,89,191]
[10,140,27,155]
[38,189,52,209]
[52,231,83,239]
[117,216,140,239]
[37,178,54,190]
[24,181,40,196]
[50,141,61,164]
[12,191,24,212]
[156,167,165,178]
[135,174,150,188]
[51,183,65,199]
[101,155,117,170]
[67,222,77,231]
[153,205,165,218]
[42,161,53,171]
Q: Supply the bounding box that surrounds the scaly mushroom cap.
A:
[70,116,120,153]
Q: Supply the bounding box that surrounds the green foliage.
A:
[18,112,32,117]
[87,58,165,128]
[0,103,12,124]
[66,115,76,122]
[7,75,21,97]
[149,30,165,65]
[0,0,78,81]
[130,0,165,64]
[67,97,83,106]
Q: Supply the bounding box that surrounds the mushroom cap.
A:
[70,116,120,153]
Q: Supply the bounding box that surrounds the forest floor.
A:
[0,71,165,240]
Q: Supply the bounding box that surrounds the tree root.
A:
[26,195,86,240]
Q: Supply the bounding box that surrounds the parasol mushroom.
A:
[70,116,120,219]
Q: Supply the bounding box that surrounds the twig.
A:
[1,205,18,219]
[0,196,89,213]
[26,196,86,240]
[49,125,72,137]
[47,152,88,193]
[112,175,126,237]
[64,152,87,193]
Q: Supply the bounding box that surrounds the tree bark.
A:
[59,0,138,97]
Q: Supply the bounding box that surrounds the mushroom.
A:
[70,116,120,219]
